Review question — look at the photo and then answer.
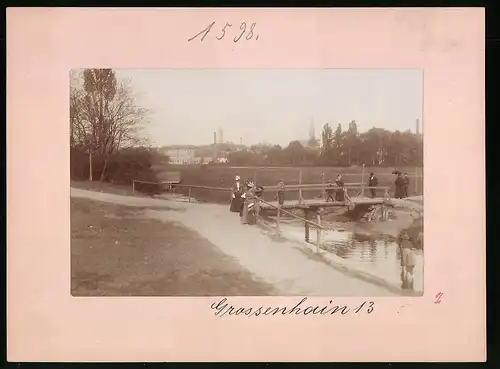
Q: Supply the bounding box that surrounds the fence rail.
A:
[131,179,392,203]
[247,195,327,254]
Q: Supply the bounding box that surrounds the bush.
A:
[70,146,166,195]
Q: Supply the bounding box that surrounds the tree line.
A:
[227,121,423,167]
[70,68,167,188]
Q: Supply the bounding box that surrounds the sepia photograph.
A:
[70,68,424,297]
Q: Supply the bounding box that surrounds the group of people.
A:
[394,172,411,199]
[229,175,264,224]
[229,171,411,216]
[368,171,411,199]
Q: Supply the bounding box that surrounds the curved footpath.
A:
[71,187,398,296]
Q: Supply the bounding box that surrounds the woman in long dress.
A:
[230,175,244,212]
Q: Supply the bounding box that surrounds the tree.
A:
[284,140,305,165]
[332,123,343,165]
[227,150,254,165]
[71,68,149,181]
[346,120,359,165]
[320,123,333,151]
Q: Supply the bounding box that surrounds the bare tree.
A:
[70,68,149,181]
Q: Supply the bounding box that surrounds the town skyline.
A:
[156,119,421,150]
[113,69,423,147]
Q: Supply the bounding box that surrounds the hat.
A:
[370,172,374,176]
[247,181,255,188]
[235,175,240,181]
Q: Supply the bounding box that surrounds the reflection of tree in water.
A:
[359,240,366,261]
[384,238,389,259]
[333,241,352,259]
[369,239,377,262]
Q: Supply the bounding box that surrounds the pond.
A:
[275,219,424,294]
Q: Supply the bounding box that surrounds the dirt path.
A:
[71,187,397,296]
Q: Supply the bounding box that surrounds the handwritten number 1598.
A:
[188,21,259,42]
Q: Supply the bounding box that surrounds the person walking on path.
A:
[368,172,378,198]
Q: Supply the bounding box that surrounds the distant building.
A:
[162,145,196,165]
[195,157,212,164]
[299,139,320,149]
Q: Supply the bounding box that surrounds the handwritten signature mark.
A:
[434,292,443,304]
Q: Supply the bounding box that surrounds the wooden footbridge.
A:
[131,179,395,254]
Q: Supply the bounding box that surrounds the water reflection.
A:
[325,232,423,293]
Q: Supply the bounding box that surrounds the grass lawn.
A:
[71,197,276,296]
[161,165,424,204]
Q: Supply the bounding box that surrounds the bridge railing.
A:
[262,183,391,204]
[131,179,392,204]
[246,195,328,255]
[131,180,231,202]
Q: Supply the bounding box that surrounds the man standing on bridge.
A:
[277,180,285,206]
[368,172,378,198]
[335,174,345,202]
[403,173,410,198]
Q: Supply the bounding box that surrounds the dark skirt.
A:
[394,185,405,199]
[230,196,243,212]
[335,189,345,201]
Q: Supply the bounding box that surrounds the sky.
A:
[112,69,423,147]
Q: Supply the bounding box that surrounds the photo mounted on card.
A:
[7,7,485,362]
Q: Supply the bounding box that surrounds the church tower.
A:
[309,119,315,141]
[307,119,319,148]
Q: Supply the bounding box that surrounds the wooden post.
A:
[321,173,326,200]
[255,198,261,223]
[361,164,365,197]
[242,199,249,224]
[89,152,93,181]
[304,210,310,242]
[132,180,135,193]
[276,202,281,236]
[414,166,419,196]
[188,187,192,202]
[316,209,322,254]
[298,170,303,204]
